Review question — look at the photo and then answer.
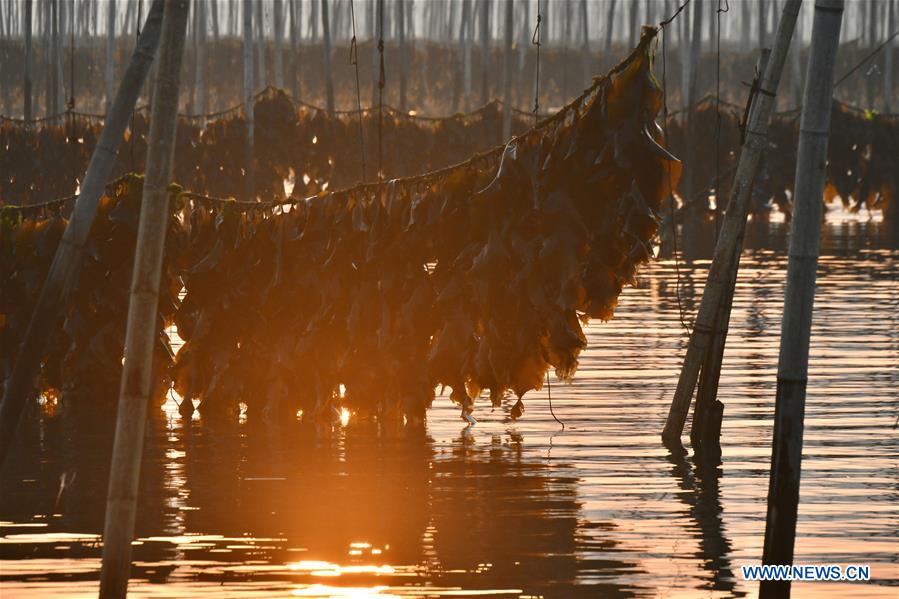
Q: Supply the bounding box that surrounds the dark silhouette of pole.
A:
[761,3,844,597]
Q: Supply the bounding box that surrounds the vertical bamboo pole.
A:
[886,0,895,112]
[255,0,266,89]
[463,0,472,111]
[758,0,768,48]
[628,0,637,49]
[761,4,844,596]
[24,0,33,120]
[662,0,802,444]
[290,0,299,101]
[397,0,407,111]
[98,2,190,596]
[679,1,691,109]
[604,0,616,54]
[195,0,207,115]
[243,0,255,200]
[321,0,334,110]
[50,0,59,114]
[501,0,513,141]
[106,0,116,112]
[273,0,284,89]
[580,0,589,86]
[0,0,164,466]
[480,0,489,104]
[790,3,803,108]
[682,0,704,204]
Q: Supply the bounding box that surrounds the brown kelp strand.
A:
[0,90,534,206]
[666,98,899,217]
[1,30,679,421]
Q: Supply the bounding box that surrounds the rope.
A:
[661,19,693,336]
[377,0,385,185]
[833,27,899,89]
[349,0,366,182]
[659,0,692,30]
[546,372,564,430]
[531,2,543,125]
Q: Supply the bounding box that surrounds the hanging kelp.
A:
[2,29,679,421]
[0,177,184,408]
[0,91,531,206]
[664,97,898,217]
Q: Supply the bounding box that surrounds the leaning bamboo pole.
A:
[662,0,802,444]
[760,3,844,596]
[98,1,190,596]
[0,0,164,466]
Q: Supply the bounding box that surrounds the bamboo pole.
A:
[255,0,265,89]
[480,0,489,105]
[693,49,771,455]
[397,0,407,112]
[321,0,334,111]
[0,0,165,466]
[887,0,895,112]
[662,0,802,444]
[604,0,616,54]
[273,0,284,89]
[243,0,254,201]
[580,0,589,86]
[760,3,843,595]
[98,2,190,596]
[290,0,299,102]
[628,0,638,50]
[106,0,115,112]
[24,0,33,120]
[463,0,472,111]
[501,0,513,141]
[195,0,207,116]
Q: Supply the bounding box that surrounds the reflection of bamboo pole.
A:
[99,1,190,596]
[761,3,844,595]
[662,0,801,444]
[0,0,164,467]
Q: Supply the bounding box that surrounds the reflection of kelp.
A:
[667,99,898,217]
[1,30,677,421]
[0,412,641,594]
[0,90,533,205]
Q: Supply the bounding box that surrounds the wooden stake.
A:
[662,0,802,445]
[0,0,164,466]
[98,1,190,595]
[761,3,844,596]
